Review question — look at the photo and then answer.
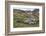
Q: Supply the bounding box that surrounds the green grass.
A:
[13,12,39,28]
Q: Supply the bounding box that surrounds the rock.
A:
[24,18,35,24]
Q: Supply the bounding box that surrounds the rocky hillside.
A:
[13,9,39,27]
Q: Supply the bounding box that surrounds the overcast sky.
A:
[15,8,35,11]
[13,5,39,11]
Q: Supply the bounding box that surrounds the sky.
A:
[13,5,39,11]
[15,8,35,11]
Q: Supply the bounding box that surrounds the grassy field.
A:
[13,11,39,28]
